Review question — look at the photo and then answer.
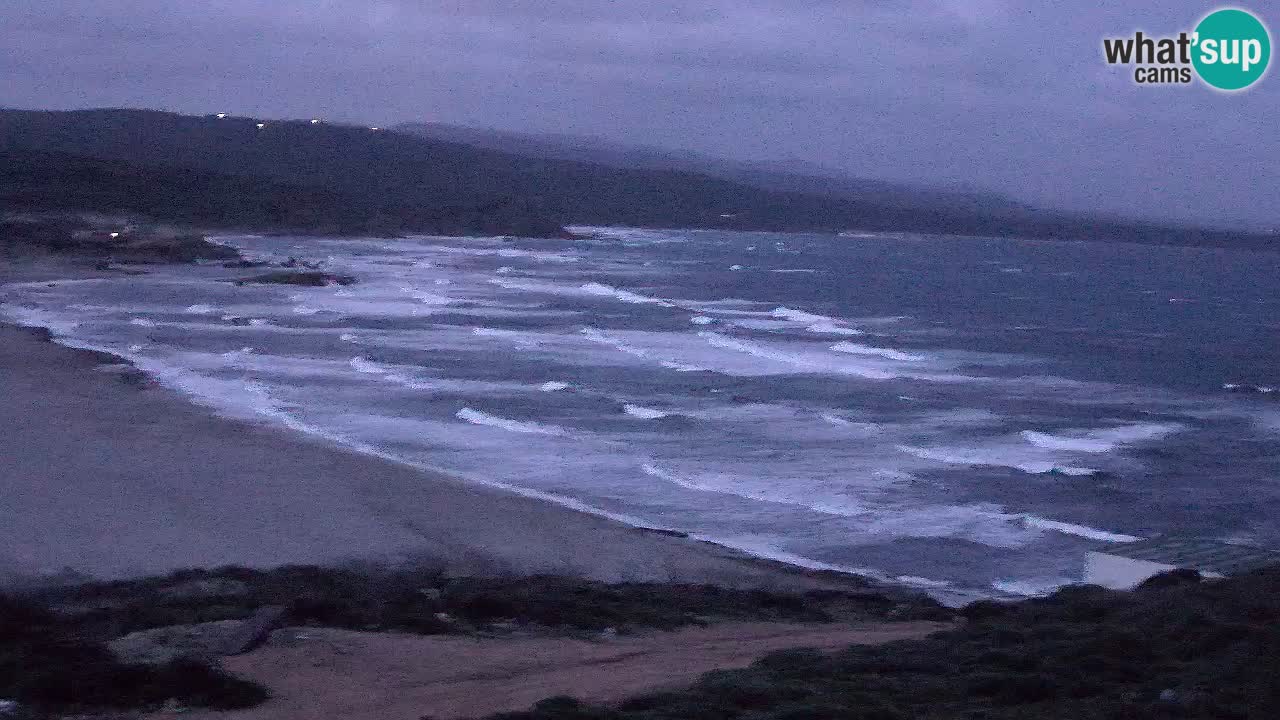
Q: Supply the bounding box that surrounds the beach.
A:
[0,257,856,589]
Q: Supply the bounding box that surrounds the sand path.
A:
[165,621,948,720]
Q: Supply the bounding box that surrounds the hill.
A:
[397,122,1031,215]
[0,148,561,237]
[1,109,1274,249]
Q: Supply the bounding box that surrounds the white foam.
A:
[455,408,567,436]
[540,381,570,392]
[897,444,1098,476]
[806,322,864,336]
[623,404,670,419]
[818,413,883,437]
[421,243,580,264]
[831,342,923,362]
[690,316,715,325]
[699,332,898,379]
[579,282,673,306]
[992,577,1074,597]
[771,307,831,324]
[896,575,954,588]
[1019,516,1139,543]
[184,304,216,315]
[768,307,865,336]
[1021,423,1183,454]
[350,356,385,374]
[129,318,156,327]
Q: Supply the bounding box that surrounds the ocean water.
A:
[4,227,1278,601]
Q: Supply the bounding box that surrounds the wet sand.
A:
[0,258,855,589]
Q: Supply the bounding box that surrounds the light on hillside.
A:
[215,113,227,119]
[257,123,266,129]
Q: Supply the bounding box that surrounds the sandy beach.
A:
[0,257,855,589]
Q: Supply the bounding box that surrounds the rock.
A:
[215,606,289,655]
[110,620,245,665]
[599,627,618,640]
[236,271,356,287]
[634,526,689,539]
[109,606,286,665]
[1137,568,1202,591]
[158,577,252,601]
[1159,689,1178,703]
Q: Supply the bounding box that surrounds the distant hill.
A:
[0,108,1274,249]
[398,122,1030,215]
[0,147,562,237]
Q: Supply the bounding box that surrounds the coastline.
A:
[0,257,885,593]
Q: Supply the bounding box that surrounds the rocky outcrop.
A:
[235,270,356,287]
[108,606,286,665]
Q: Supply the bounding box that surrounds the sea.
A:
[3,226,1278,602]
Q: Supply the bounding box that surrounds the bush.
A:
[0,594,266,713]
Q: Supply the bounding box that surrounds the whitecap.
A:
[455,408,567,436]
[1019,516,1139,543]
[623,404,670,419]
[897,444,1097,476]
[831,341,923,362]
[806,322,864,336]
[1021,422,1183,454]
[992,577,1075,597]
[579,282,673,306]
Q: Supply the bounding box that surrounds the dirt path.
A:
[162,621,947,720]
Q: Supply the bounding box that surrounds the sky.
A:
[4,1,1277,228]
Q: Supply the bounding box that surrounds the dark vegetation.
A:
[15,566,945,640]
[1,109,1275,249]
[0,565,943,714]
[0,216,239,263]
[0,149,562,238]
[0,595,265,716]
[481,568,1280,720]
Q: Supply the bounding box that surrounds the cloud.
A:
[3,0,1276,226]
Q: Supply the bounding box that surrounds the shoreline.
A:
[0,256,909,596]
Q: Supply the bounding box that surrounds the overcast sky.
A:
[4,1,1276,228]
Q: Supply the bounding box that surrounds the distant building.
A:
[1085,536,1280,590]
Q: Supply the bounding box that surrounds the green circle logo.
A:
[1193,9,1271,90]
